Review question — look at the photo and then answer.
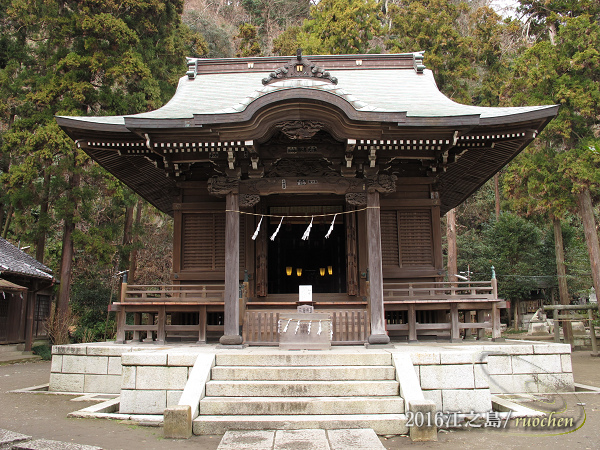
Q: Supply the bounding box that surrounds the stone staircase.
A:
[193,350,408,435]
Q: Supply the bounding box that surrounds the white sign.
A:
[299,285,313,302]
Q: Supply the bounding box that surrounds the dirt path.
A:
[0,351,599,449]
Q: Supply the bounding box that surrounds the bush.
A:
[32,343,52,360]
[70,281,116,343]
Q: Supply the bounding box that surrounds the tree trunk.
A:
[128,199,144,283]
[578,188,600,300]
[494,173,500,221]
[56,169,80,317]
[120,203,135,272]
[447,208,457,283]
[2,205,13,239]
[36,169,51,264]
[553,215,573,345]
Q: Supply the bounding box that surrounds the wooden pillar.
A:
[447,208,457,283]
[367,191,390,344]
[220,192,243,345]
[450,303,461,342]
[24,290,35,352]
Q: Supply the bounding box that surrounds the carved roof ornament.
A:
[262,49,338,86]
[345,193,367,206]
[239,194,261,207]
[208,176,239,195]
[366,174,398,194]
[275,120,325,140]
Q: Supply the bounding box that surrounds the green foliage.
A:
[297,0,382,54]
[505,11,600,192]
[235,23,262,57]
[70,280,114,343]
[458,213,556,301]
[32,343,52,360]
[184,11,235,58]
[385,0,475,103]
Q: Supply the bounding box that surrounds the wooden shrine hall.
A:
[57,51,557,346]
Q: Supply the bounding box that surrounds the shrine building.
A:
[57,52,557,346]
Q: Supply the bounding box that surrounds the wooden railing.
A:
[121,284,225,302]
[242,310,370,345]
[111,283,227,344]
[383,280,504,342]
[383,280,498,302]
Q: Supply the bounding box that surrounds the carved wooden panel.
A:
[181,213,245,272]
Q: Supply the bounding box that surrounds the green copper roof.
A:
[58,59,555,126]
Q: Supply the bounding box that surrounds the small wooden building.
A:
[57,52,557,345]
[0,237,55,350]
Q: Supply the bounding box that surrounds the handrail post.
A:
[589,308,598,355]
[120,271,128,303]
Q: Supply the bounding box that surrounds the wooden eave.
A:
[55,53,558,217]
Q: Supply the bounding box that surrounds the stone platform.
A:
[48,340,574,436]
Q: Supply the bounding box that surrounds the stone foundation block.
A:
[52,345,87,355]
[486,355,512,374]
[121,366,136,389]
[532,343,571,354]
[167,390,183,408]
[50,355,63,373]
[86,346,128,357]
[61,355,87,374]
[561,354,573,373]
[441,389,491,413]
[420,364,474,390]
[482,344,533,355]
[537,373,575,393]
[120,389,167,414]
[107,357,122,375]
[422,390,442,412]
[49,373,84,393]
[512,354,561,374]
[489,374,538,394]
[408,400,437,441]
[474,364,490,388]
[83,374,121,394]
[409,352,440,365]
[121,352,167,366]
[136,366,188,390]
[84,356,109,374]
[168,352,201,366]
[164,405,192,439]
[440,351,484,365]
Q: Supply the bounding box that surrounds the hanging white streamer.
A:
[251,216,263,240]
[270,216,284,241]
[295,320,301,334]
[301,216,313,241]
[277,319,281,334]
[324,213,337,239]
[317,320,322,335]
[307,321,312,335]
[283,319,292,333]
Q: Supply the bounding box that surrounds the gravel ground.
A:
[0,350,599,449]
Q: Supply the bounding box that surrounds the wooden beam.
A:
[367,191,390,344]
[220,192,243,345]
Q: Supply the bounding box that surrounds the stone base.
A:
[219,335,243,345]
[164,405,192,439]
[368,334,391,345]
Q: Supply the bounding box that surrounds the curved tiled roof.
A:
[0,238,53,280]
